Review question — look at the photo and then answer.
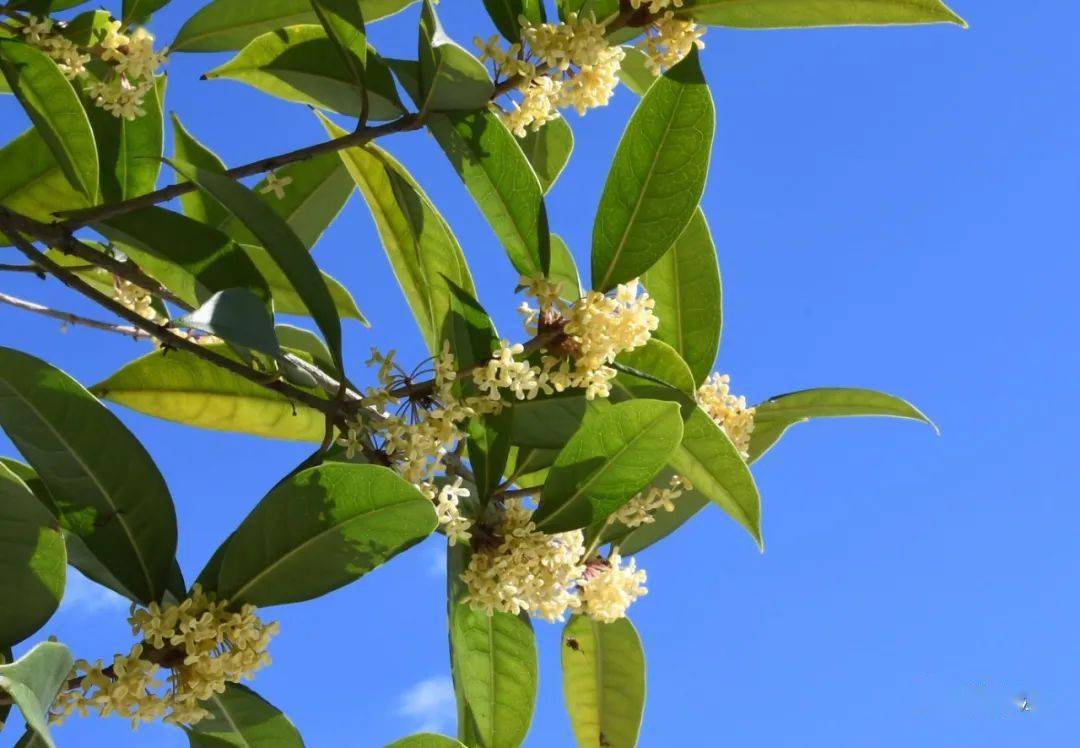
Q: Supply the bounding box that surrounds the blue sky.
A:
[2,0,1077,745]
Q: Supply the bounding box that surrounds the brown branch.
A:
[0,262,46,276]
[59,114,424,229]
[0,291,153,339]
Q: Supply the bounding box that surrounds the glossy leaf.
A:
[467,411,512,506]
[204,26,404,120]
[326,117,479,354]
[548,234,583,300]
[0,40,97,201]
[678,0,966,28]
[451,604,538,748]
[561,615,646,748]
[0,642,73,748]
[518,116,573,194]
[641,210,721,384]
[174,0,418,52]
[591,48,713,291]
[428,109,550,275]
[242,243,367,323]
[92,346,328,442]
[171,114,230,228]
[218,152,356,250]
[417,0,494,113]
[167,158,345,373]
[0,347,177,604]
[96,206,271,310]
[442,279,497,370]
[747,387,936,462]
[534,400,684,532]
[386,735,467,748]
[175,288,281,356]
[214,464,437,605]
[185,683,304,747]
[0,462,65,649]
[615,339,696,396]
[86,75,165,203]
[0,127,89,242]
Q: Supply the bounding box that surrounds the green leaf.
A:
[204,26,404,120]
[0,642,73,748]
[218,152,356,250]
[417,0,494,114]
[175,288,282,356]
[747,387,936,462]
[534,399,684,532]
[617,46,659,96]
[558,0,618,22]
[86,75,166,203]
[171,114,230,228]
[214,463,437,605]
[678,0,966,28]
[92,346,328,442]
[548,234,583,300]
[174,0,418,52]
[451,604,537,748]
[309,0,369,118]
[326,117,479,354]
[96,206,272,310]
[0,462,65,649]
[509,391,589,449]
[185,683,304,747]
[640,210,721,385]
[428,109,550,276]
[242,243,367,324]
[0,127,89,242]
[467,411,512,506]
[386,735,467,748]
[0,40,98,201]
[14,729,50,748]
[561,615,645,748]
[0,347,177,604]
[518,117,573,194]
[442,279,497,370]
[275,323,334,371]
[167,158,346,373]
[615,339,696,396]
[591,48,713,292]
[123,0,172,24]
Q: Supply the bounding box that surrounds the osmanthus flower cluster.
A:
[51,586,278,727]
[17,13,166,119]
[629,0,707,75]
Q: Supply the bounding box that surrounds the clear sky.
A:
[2,1,1076,746]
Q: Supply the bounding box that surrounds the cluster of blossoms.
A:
[52,586,278,727]
[613,474,694,528]
[20,15,167,119]
[477,13,625,136]
[629,0,707,75]
[697,372,756,458]
[578,552,648,623]
[515,274,660,400]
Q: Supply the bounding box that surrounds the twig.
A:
[0,262,46,276]
[0,291,153,340]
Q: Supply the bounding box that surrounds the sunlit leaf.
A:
[0,127,89,244]
[0,347,177,604]
[548,234,583,300]
[0,642,73,748]
[170,114,230,228]
[175,288,281,356]
[242,243,367,324]
[185,683,303,747]
[678,0,966,28]
[518,116,573,194]
[86,75,166,203]
[310,0,369,118]
[385,735,467,748]
[417,0,494,113]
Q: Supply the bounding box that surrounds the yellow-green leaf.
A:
[678,0,966,28]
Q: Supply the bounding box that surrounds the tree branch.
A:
[0,291,153,339]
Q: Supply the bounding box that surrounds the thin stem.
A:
[497,486,542,500]
[0,291,153,339]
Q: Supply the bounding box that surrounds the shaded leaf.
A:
[747,387,936,462]
[204,26,404,120]
[442,279,497,371]
[123,0,172,24]
[561,615,645,748]
[518,116,573,194]
[326,117,478,354]
[185,682,304,747]
[175,288,281,356]
[0,347,177,604]
[678,0,966,28]
[534,400,683,532]
[215,464,437,605]
[310,0,369,118]
[86,75,166,203]
[0,642,73,748]
[0,462,65,649]
[173,0,418,52]
[167,158,345,373]
[0,40,98,200]
[451,604,537,748]
[591,48,713,291]
[417,0,494,113]
[640,210,721,385]
[92,346,328,442]
[171,114,230,228]
[428,109,550,276]
[242,243,367,323]
[548,234,583,300]
[467,410,512,507]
